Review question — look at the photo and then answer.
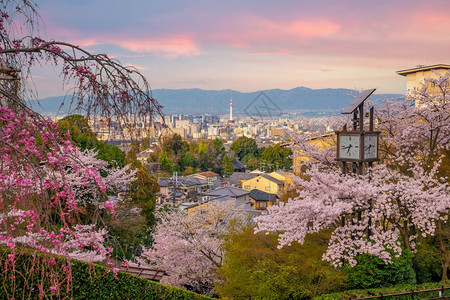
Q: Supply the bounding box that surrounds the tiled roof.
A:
[233,158,246,170]
[273,170,286,176]
[241,174,284,185]
[228,172,257,181]
[249,189,278,201]
[204,186,250,198]
[194,171,219,177]
[158,176,207,187]
[258,174,284,185]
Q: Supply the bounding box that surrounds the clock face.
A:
[339,134,361,160]
[364,134,378,159]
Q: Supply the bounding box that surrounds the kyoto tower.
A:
[229,99,233,121]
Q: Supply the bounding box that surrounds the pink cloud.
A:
[73,36,201,58]
[44,23,201,58]
[205,16,341,48]
[77,37,201,58]
[246,49,301,56]
[288,19,341,37]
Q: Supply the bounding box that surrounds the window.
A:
[244,185,251,190]
[259,202,267,208]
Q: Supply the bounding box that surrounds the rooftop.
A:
[250,174,284,185]
[158,176,207,187]
[192,171,220,178]
[249,189,278,201]
[396,64,450,76]
[228,172,258,181]
[204,186,250,198]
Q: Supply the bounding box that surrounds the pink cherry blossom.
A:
[256,73,450,270]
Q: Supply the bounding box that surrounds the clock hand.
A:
[347,145,352,154]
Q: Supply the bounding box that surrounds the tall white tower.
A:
[229,99,233,121]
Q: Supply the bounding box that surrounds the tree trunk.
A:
[437,221,449,281]
[442,259,449,281]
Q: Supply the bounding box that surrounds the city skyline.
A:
[33,0,450,97]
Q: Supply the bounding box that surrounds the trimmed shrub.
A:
[0,246,210,299]
[344,250,416,289]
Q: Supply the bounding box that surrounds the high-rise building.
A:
[229,99,233,121]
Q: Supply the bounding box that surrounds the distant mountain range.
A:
[30,87,402,117]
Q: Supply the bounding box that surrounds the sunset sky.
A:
[34,0,450,97]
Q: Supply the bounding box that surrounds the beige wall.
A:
[404,69,448,94]
[398,66,450,107]
[242,176,282,194]
[292,136,334,175]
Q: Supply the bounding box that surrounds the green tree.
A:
[261,144,292,171]
[221,154,234,177]
[107,168,160,257]
[128,168,159,227]
[125,148,143,170]
[198,140,208,157]
[141,137,150,150]
[162,133,184,156]
[230,136,257,160]
[245,155,260,171]
[414,232,448,283]
[343,251,416,289]
[158,153,173,173]
[57,114,125,168]
[216,226,347,299]
[161,134,190,171]
[182,151,197,168]
[195,139,222,173]
[213,138,225,155]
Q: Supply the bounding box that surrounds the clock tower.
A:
[336,89,380,175]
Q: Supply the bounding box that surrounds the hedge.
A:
[315,280,450,300]
[0,246,211,299]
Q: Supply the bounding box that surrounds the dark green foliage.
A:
[414,236,445,283]
[344,250,416,289]
[141,137,151,150]
[242,154,259,170]
[107,168,159,256]
[57,114,125,168]
[216,226,347,299]
[260,144,292,171]
[230,136,257,160]
[125,148,143,170]
[316,280,450,300]
[182,151,197,168]
[0,246,210,300]
[128,168,159,227]
[162,133,187,157]
[158,152,173,173]
[230,137,292,171]
[213,138,225,155]
[221,154,234,177]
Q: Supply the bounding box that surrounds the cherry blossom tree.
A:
[0,1,162,130]
[0,0,163,297]
[256,73,449,279]
[139,200,242,296]
[0,107,137,258]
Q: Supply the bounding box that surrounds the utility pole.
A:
[172,172,177,205]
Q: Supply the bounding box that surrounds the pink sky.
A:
[32,0,450,97]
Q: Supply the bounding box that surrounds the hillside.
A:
[30,87,402,116]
